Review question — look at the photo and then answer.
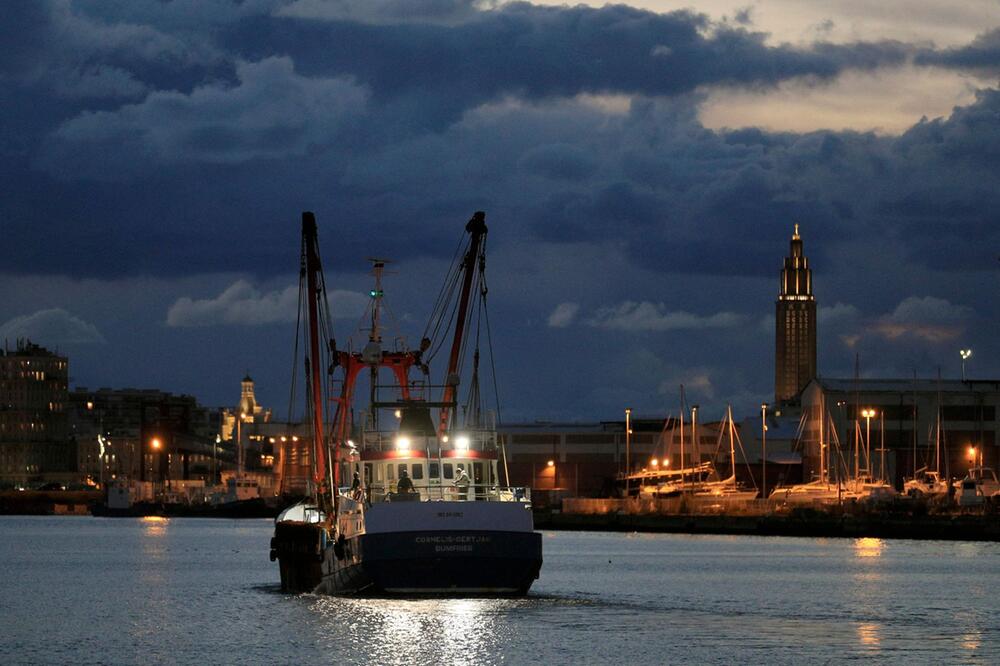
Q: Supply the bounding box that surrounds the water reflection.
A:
[141,515,169,536]
[853,537,884,559]
[856,622,881,649]
[310,596,517,664]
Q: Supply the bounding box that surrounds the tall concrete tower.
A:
[775,224,817,403]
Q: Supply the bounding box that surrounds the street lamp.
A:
[691,404,699,475]
[624,408,632,498]
[150,437,162,493]
[960,349,973,381]
[761,403,768,499]
[861,409,876,477]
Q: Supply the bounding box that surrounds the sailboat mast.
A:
[302,212,329,501]
[936,367,942,475]
[728,405,736,480]
[679,386,685,489]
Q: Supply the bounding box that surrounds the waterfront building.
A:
[775,224,817,404]
[500,417,761,499]
[500,419,660,502]
[0,340,71,486]
[70,387,221,487]
[240,421,313,496]
[800,378,1000,488]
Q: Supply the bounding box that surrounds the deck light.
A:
[150,437,161,450]
[546,460,554,467]
[394,409,402,419]
[455,435,470,451]
[651,458,659,467]
[396,436,411,451]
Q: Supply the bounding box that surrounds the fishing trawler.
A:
[270,211,542,595]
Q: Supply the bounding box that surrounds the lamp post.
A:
[691,404,699,473]
[861,409,876,478]
[625,407,632,498]
[960,349,973,381]
[761,403,768,499]
[150,437,162,494]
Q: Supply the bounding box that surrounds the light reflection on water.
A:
[2,518,1000,665]
[312,596,515,665]
[853,537,884,558]
[856,622,881,649]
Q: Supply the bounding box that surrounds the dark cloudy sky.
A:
[3,0,1000,422]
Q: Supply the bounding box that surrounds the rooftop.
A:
[811,377,1000,393]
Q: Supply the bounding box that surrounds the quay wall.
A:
[544,498,1000,541]
[0,490,100,516]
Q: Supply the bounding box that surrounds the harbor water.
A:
[0,516,997,664]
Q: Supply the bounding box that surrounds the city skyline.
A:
[2,1,999,420]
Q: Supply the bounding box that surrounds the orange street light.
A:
[151,437,162,450]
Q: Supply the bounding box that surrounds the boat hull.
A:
[272,524,542,596]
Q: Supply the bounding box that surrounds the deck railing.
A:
[361,483,530,505]
[360,427,498,454]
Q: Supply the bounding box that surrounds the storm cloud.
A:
[2,0,1000,418]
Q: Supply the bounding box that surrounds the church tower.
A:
[775,224,817,403]
[239,374,257,420]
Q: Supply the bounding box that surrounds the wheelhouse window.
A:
[429,462,440,479]
[397,463,407,479]
[387,464,395,481]
[411,464,424,480]
[443,463,454,480]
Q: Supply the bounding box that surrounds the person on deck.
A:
[455,466,471,500]
[396,468,415,494]
[351,470,363,501]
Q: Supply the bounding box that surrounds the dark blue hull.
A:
[358,530,542,595]
[273,524,542,596]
